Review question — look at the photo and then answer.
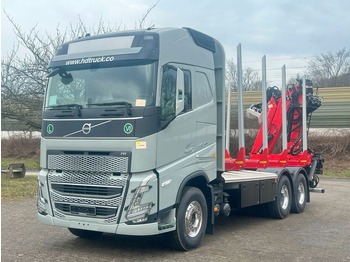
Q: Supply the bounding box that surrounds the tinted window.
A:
[160,66,176,119]
[184,70,192,111]
[193,72,212,108]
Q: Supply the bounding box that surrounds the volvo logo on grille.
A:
[82,123,92,134]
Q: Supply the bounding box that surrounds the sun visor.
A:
[49,32,159,68]
[68,36,135,54]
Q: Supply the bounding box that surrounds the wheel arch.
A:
[264,169,293,219]
[175,171,214,234]
[257,167,293,196]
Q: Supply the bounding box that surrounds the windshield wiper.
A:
[47,104,82,117]
[88,101,132,116]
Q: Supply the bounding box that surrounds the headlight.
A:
[125,175,155,223]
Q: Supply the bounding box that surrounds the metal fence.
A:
[228,87,350,128]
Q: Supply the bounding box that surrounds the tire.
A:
[169,186,208,251]
[68,228,103,238]
[291,173,307,213]
[267,175,292,219]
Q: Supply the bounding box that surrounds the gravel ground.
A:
[2,179,350,262]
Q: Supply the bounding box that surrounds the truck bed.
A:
[222,170,277,183]
[221,170,278,208]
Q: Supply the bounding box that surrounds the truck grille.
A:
[51,183,122,198]
[48,170,127,186]
[50,190,122,206]
[55,203,117,218]
[48,154,129,173]
[47,152,130,224]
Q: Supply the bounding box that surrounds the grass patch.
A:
[1,158,40,170]
[1,176,38,200]
[320,171,350,179]
[320,158,350,179]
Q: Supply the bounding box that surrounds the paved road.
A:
[2,179,350,262]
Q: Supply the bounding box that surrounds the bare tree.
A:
[1,45,44,130]
[138,0,159,29]
[1,4,158,131]
[307,48,350,87]
[287,73,304,85]
[226,59,261,91]
[226,58,237,91]
[243,67,261,91]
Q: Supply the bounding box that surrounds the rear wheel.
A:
[291,173,307,213]
[68,228,103,238]
[170,186,208,251]
[267,175,292,219]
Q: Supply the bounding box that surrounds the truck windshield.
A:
[45,62,157,109]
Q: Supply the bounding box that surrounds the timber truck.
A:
[37,27,324,250]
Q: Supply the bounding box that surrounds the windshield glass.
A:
[45,62,157,108]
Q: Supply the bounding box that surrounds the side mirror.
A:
[59,70,73,85]
[176,68,184,115]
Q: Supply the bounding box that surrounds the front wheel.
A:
[267,175,292,219]
[170,187,208,251]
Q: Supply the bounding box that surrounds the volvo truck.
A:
[37,27,324,250]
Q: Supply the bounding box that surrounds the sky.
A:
[1,0,350,85]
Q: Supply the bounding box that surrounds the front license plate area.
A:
[70,205,96,216]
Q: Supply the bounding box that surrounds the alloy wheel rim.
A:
[280,184,289,210]
[298,182,305,205]
[185,201,203,238]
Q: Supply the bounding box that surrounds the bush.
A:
[308,133,350,159]
[1,136,40,159]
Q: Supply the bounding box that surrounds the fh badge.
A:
[124,123,133,134]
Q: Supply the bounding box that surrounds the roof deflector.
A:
[183,27,216,53]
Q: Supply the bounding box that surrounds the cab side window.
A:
[193,72,212,108]
[160,66,176,119]
[183,70,192,112]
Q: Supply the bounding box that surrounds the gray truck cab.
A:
[38,27,225,249]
